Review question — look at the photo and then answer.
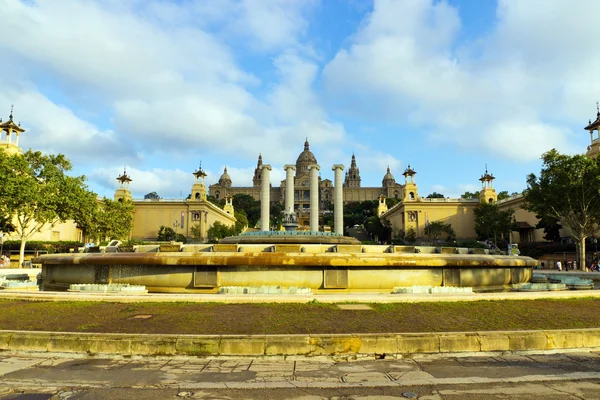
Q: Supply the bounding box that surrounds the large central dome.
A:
[296,139,317,175]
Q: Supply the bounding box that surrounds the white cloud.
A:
[323,0,600,163]
[0,87,134,163]
[89,165,195,199]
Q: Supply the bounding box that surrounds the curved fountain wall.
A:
[35,244,535,293]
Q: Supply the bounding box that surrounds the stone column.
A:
[308,164,320,232]
[332,164,345,235]
[260,164,272,231]
[284,164,296,214]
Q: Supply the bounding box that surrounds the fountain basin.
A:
[35,244,536,293]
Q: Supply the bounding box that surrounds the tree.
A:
[524,149,600,267]
[207,221,234,242]
[232,194,261,227]
[0,215,15,234]
[190,223,203,241]
[534,215,562,242]
[473,202,517,247]
[424,221,455,242]
[426,192,445,199]
[461,191,480,199]
[144,192,160,200]
[157,226,176,241]
[364,216,392,243]
[497,191,510,200]
[207,195,225,208]
[0,151,94,267]
[234,211,248,234]
[76,198,134,243]
[404,227,417,244]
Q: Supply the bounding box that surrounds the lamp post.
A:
[172,219,180,241]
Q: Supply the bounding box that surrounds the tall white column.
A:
[260,164,272,231]
[332,164,345,235]
[284,164,296,214]
[308,164,320,232]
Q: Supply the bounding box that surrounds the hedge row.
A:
[1,241,83,254]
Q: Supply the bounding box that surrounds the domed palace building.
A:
[208,139,403,227]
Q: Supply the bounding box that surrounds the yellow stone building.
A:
[114,166,237,241]
[379,165,541,244]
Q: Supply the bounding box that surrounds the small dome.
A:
[219,166,232,188]
[295,139,318,174]
[382,166,395,186]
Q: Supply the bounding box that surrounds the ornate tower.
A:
[252,154,263,187]
[0,105,25,156]
[114,167,133,202]
[585,101,600,159]
[344,154,361,188]
[479,166,497,203]
[377,194,388,216]
[223,195,234,215]
[401,165,418,201]
[191,162,208,201]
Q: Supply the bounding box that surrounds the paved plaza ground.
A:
[1,351,600,399]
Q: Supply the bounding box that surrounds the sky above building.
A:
[1,0,599,200]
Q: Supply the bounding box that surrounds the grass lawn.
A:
[1,298,599,334]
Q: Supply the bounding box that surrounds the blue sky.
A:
[1,0,598,200]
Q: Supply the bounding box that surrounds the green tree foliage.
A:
[232,194,260,227]
[190,223,202,241]
[424,221,455,242]
[0,150,95,266]
[364,216,392,243]
[534,215,562,242]
[344,200,378,228]
[426,192,445,199]
[207,221,235,242]
[0,215,15,234]
[157,226,177,241]
[76,198,134,243]
[404,227,417,243]
[461,191,480,199]
[270,202,285,229]
[497,191,510,200]
[234,211,248,233]
[473,202,517,246]
[144,192,160,200]
[524,149,600,266]
[207,195,225,208]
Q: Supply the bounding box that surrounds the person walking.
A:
[556,260,562,271]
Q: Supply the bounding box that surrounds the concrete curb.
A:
[2,289,600,303]
[1,329,600,358]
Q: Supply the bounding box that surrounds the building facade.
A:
[209,139,404,209]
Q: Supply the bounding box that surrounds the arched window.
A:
[195,192,200,199]
[488,198,493,203]
[394,190,399,199]
[215,190,220,199]
[409,192,415,200]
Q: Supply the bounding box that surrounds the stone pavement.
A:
[2,351,600,398]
